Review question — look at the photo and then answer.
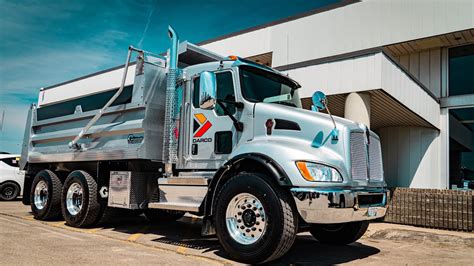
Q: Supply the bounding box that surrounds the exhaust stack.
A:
[162,25,180,170]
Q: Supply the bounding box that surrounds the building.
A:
[38,0,473,189]
[200,0,474,189]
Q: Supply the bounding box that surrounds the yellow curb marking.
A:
[22,215,35,221]
[176,246,187,254]
[127,233,144,242]
[86,227,103,234]
[127,224,151,242]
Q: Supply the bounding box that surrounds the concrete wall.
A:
[379,127,441,188]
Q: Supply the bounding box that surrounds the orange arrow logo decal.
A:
[193,113,212,138]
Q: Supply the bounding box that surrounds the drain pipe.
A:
[162,25,179,175]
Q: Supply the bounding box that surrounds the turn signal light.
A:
[228,55,239,61]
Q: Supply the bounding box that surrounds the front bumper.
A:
[291,187,388,224]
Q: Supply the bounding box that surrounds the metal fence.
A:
[384,188,474,232]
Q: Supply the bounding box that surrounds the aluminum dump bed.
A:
[20,42,224,165]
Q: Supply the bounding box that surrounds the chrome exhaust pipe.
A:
[168,25,178,70]
[163,25,180,170]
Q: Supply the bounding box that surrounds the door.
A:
[186,70,238,169]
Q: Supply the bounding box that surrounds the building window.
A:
[449,107,474,189]
[449,44,474,96]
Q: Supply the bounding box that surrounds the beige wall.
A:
[379,127,441,188]
[393,48,442,98]
[203,0,474,69]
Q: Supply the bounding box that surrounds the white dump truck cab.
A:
[20,26,388,264]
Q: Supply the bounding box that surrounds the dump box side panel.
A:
[25,58,167,163]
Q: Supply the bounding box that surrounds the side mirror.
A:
[311,91,327,112]
[199,71,217,110]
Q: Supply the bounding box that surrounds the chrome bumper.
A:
[291,187,389,224]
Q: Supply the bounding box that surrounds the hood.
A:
[251,103,365,185]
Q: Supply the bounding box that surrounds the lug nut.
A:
[237,219,242,223]
[252,227,256,231]
[240,226,245,229]
[246,229,251,233]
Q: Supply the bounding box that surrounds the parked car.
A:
[0,153,25,200]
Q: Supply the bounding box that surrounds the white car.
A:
[0,153,25,200]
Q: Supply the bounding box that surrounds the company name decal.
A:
[193,113,212,138]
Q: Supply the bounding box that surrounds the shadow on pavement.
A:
[102,214,380,264]
[272,234,380,265]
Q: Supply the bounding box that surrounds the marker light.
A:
[296,161,343,182]
[228,55,239,61]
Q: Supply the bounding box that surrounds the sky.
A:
[0,0,339,153]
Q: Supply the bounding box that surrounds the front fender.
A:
[230,136,349,187]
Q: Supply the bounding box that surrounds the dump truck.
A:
[20,26,388,263]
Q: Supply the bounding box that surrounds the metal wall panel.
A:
[203,0,473,69]
[285,52,440,128]
[393,48,442,97]
[379,127,440,188]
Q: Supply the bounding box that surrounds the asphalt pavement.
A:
[1,200,473,265]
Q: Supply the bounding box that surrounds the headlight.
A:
[296,161,343,182]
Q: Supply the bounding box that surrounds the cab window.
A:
[192,72,236,116]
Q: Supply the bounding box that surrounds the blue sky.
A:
[0,0,338,153]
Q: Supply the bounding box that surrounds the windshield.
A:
[239,65,302,108]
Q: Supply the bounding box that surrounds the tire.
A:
[30,170,63,220]
[61,170,101,228]
[309,221,369,245]
[214,173,298,264]
[0,182,20,201]
[144,209,185,223]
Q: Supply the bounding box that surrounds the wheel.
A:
[144,209,185,223]
[61,170,101,227]
[214,173,298,264]
[309,221,369,245]
[30,170,63,220]
[0,182,20,201]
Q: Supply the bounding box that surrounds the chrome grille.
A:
[350,132,368,180]
[350,132,384,181]
[369,135,384,181]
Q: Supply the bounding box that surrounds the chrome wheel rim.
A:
[225,193,266,245]
[34,180,48,210]
[66,182,83,216]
